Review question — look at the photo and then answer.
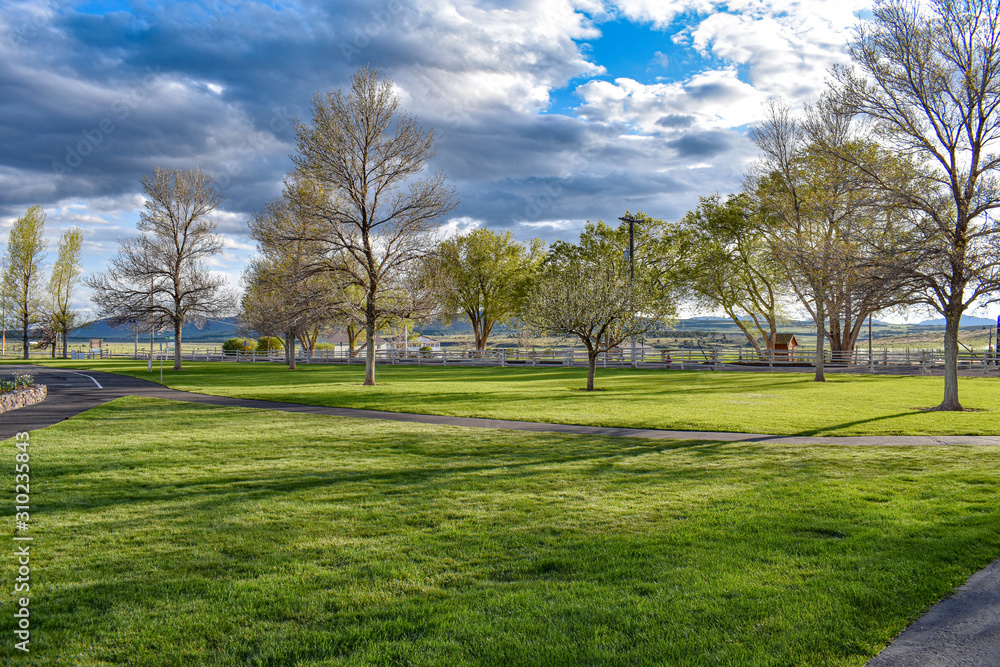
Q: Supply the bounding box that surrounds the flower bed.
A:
[0,374,47,413]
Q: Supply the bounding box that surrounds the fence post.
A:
[713,348,719,371]
[920,350,926,376]
[501,349,506,367]
[768,347,773,373]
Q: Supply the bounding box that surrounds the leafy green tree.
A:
[0,255,14,356]
[431,228,544,350]
[524,220,676,391]
[750,100,920,380]
[670,194,787,353]
[48,227,83,358]
[3,205,47,359]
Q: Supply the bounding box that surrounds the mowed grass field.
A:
[3,397,1000,665]
[22,358,1000,436]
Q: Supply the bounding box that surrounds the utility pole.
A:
[619,214,640,368]
[868,313,873,374]
[148,277,154,373]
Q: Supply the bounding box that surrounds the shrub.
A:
[420,345,434,352]
[222,338,257,352]
[1,374,34,393]
[258,336,284,351]
[315,342,336,350]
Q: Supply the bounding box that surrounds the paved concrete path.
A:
[866,559,1000,666]
[3,363,1000,663]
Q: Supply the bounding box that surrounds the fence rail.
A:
[100,346,1000,376]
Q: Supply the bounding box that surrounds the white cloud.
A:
[392,0,604,117]
[437,216,482,239]
[610,0,869,105]
[612,0,716,28]
[575,70,766,134]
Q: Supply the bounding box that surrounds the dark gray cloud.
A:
[656,113,695,128]
[667,131,732,158]
[0,0,753,301]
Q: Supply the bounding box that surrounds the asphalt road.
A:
[3,363,1000,663]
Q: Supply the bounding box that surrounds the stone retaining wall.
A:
[0,385,47,413]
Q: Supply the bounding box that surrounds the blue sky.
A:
[8,0,957,320]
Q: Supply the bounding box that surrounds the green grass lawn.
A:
[2,397,1000,665]
[23,358,1000,436]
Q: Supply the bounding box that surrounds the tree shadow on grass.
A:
[792,412,924,437]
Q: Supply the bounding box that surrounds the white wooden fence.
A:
[119,346,1000,376]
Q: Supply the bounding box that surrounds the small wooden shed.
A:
[773,333,798,351]
[773,333,798,358]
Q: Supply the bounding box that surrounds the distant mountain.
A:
[69,317,240,341]
[916,315,997,327]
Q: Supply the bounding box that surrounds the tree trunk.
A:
[935,308,964,411]
[22,310,29,360]
[348,324,358,353]
[471,314,486,351]
[62,328,68,359]
[481,320,494,350]
[286,331,296,370]
[364,296,377,386]
[814,302,826,382]
[173,319,183,371]
[587,351,597,391]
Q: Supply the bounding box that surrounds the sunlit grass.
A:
[2,398,1000,665]
[28,358,1000,436]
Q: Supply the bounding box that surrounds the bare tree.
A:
[87,167,234,371]
[831,0,1000,409]
[243,185,343,370]
[289,67,458,385]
